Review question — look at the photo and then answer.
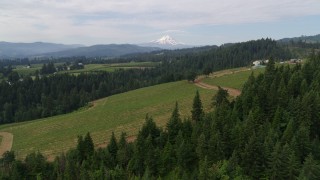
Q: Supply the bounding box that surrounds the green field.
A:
[13,61,159,76]
[63,62,158,74]
[202,67,265,89]
[0,80,214,159]
[13,64,43,76]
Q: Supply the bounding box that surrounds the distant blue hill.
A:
[0,42,83,58]
[0,42,161,59]
[40,44,161,58]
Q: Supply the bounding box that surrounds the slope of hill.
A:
[202,67,265,89]
[0,80,214,159]
[0,42,83,58]
[277,34,320,58]
[40,44,161,58]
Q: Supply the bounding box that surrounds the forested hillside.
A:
[124,38,291,74]
[0,39,291,125]
[278,34,320,44]
[0,69,161,124]
[1,53,320,179]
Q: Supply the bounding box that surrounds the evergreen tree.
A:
[107,132,118,159]
[186,71,197,82]
[196,133,207,160]
[140,115,161,144]
[159,141,176,176]
[212,86,229,107]
[207,131,224,163]
[282,145,300,180]
[292,125,311,163]
[203,66,212,77]
[128,133,145,176]
[191,90,204,122]
[299,154,320,180]
[241,132,265,178]
[77,135,85,161]
[117,132,130,168]
[264,57,275,87]
[144,135,159,176]
[166,102,182,144]
[198,156,211,180]
[176,140,197,173]
[84,132,94,158]
[267,142,286,179]
[281,119,294,144]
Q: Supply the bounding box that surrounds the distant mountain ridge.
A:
[2,34,319,59]
[0,42,83,58]
[278,34,320,43]
[41,44,161,58]
[0,42,160,59]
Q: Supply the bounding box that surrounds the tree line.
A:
[1,53,320,179]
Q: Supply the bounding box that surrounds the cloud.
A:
[0,0,320,44]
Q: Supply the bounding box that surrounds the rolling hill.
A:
[0,80,214,159]
[41,44,161,58]
[0,66,267,160]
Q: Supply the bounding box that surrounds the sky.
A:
[1,0,320,46]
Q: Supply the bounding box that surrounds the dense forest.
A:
[278,40,320,58]
[0,69,163,124]
[1,53,320,179]
[0,39,292,125]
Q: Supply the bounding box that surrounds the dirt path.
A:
[210,68,250,78]
[194,79,241,97]
[0,132,13,157]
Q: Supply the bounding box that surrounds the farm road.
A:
[194,78,241,97]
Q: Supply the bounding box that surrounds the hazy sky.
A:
[1,0,320,45]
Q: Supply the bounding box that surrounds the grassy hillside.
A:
[0,80,214,159]
[203,67,265,89]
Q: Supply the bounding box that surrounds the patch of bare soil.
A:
[0,132,13,157]
[210,68,250,78]
[126,135,137,143]
[194,79,241,97]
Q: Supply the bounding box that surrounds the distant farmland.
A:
[13,61,159,76]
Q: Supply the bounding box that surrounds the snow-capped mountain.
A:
[151,35,181,45]
[141,35,191,49]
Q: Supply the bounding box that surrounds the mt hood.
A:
[141,35,191,49]
[152,35,181,45]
